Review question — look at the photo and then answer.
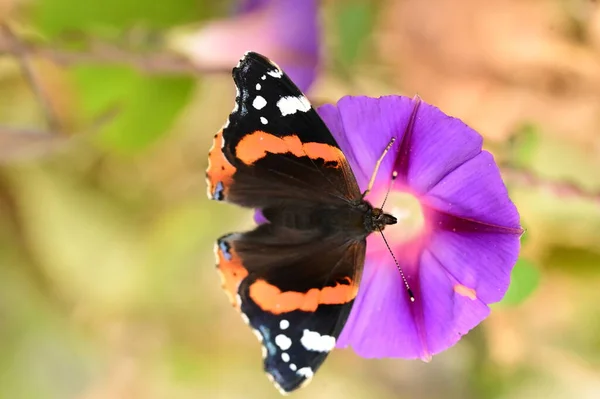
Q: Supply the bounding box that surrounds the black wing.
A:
[216,227,365,394]
[206,51,361,208]
[208,52,368,394]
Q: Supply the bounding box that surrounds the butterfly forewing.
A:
[207,52,360,207]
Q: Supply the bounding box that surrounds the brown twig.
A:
[501,165,600,204]
[0,126,66,161]
[0,106,120,162]
[0,24,62,132]
[0,31,227,76]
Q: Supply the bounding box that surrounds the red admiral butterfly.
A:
[206,52,400,394]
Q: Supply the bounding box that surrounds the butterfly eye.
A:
[372,208,382,217]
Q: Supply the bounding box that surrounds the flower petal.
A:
[393,101,484,194]
[254,209,268,224]
[338,226,518,358]
[336,251,423,358]
[317,96,484,195]
[418,249,491,354]
[422,151,521,229]
[317,96,415,191]
[425,223,521,304]
[235,0,268,14]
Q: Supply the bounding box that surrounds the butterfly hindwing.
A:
[216,227,365,393]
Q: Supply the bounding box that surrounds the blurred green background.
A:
[0,0,599,398]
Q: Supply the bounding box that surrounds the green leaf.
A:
[499,258,541,306]
[71,65,195,153]
[336,1,376,64]
[33,0,212,37]
[509,123,541,167]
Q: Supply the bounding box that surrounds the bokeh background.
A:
[0,0,599,398]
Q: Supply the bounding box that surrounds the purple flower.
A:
[172,0,319,92]
[316,95,523,359]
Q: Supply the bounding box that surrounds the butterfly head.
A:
[369,207,397,232]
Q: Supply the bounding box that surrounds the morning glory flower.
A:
[173,0,319,92]
[317,95,523,359]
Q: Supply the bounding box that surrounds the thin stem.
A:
[0,107,119,162]
[501,164,600,205]
[1,24,61,132]
[0,30,228,76]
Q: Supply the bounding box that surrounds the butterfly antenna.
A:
[379,170,398,210]
[378,228,415,302]
[362,137,396,199]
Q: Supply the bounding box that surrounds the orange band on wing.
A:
[235,131,344,166]
[215,239,249,308]
[249,278,358,315]
[206,130,237,200]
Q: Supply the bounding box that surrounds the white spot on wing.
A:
[289,363,297,371]
[297,367,314,379]
[240,313,249,325]
[260,117,268,125]
[253,329,263,342]
[279,320,289,330]
[276,96,311,116]
[267,69,283,78]
[261,75,266,80]
[256,83,261,90]
[275,334,292,350]
[262,346,267,358]
[281,352,290,362]
[253,96,267,110]
[300,329,336,352]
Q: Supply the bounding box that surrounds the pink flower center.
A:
[381,190,425,244]
[366,188,427,257]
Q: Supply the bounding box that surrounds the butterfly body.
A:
[262,200,395,237]
[206,51,395,394]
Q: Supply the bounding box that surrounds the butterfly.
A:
[206,51,398,394]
